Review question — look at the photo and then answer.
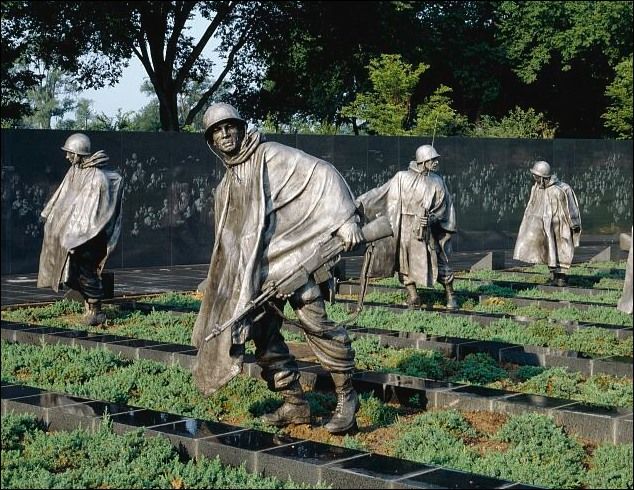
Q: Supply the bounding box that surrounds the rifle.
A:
[416,208,431,243]
[203,215,393,343]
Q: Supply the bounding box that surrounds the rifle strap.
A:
[268,243,375,336]
[340,242,375,326]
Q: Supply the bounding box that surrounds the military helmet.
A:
[203,103,246,139]
[61,133,91,156]
[530,161,551,178]
[415,145,440,163]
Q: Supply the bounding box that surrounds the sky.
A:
[76,14,221,119]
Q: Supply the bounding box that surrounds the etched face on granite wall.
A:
[1,130,631,274]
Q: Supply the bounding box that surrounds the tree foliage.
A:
[20,65,77,129]
[414,85,469,136]
[602,56,633,139]
[341,54,467,137]
[341,54,428,135]
[496,1,633,136]
[1,1,290,131]
[469,106,558,139]
[2,1,632,137]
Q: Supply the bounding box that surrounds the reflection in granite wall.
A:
[1,129,632,274]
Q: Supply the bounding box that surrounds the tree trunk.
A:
[155,80,180,131]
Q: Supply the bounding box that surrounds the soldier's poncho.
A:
[513,175,581,269]
[192,131,357,395]
[356,162,456,287]
[618,227,633,314]
[37,151,123,291]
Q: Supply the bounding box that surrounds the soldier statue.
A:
[513,161,581,286]
[356,144,458,309]
[191,103,365,434]
[618,227,633,314]
[37,133,123,326]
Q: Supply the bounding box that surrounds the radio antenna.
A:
[431,112,439,147]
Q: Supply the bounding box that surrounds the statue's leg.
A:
[251,305,309,426]
[400,273,421,307]
[72,234,107,325]
[290,282,358,434]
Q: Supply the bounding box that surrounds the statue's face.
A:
[424,158,439,172]
[532,173,547,188]
[65,151,79,165]
[210,121,243,156]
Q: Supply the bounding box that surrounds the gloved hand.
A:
[419,213,437,228]
[336,218,364,252]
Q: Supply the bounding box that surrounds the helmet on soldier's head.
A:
[530,161,551,178]
[415,145,440,163]
[203,103,246,140]
[61,133,91,156]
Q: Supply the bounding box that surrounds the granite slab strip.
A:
[2,391,100,431]
[479,294,615,311]
[393,468,518,489]
[590,356,634,378]
[550,403,633,445]
[451,277,619,296]
[319,453,439,489]
[339,280,618,307]
[3,324,629,445]
[614,413,633,445]
[144,418,248,460]
[434,385,519,412]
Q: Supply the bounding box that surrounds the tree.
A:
[22,64,76,129]
[1,1,42,125]
[341,54,467,137]
[341,54,428,135]
[414,85,468,136]
[1,1,291,131]
[496,1,633,137]
[468,106,558,139]
[602,56,633,139]
[235,1,424,131]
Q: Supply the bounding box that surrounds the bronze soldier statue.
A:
[192,103,366,434]
[356,144,458,309]
[618,227,632,314]
[37,133,123,325]
[513,161,581,286]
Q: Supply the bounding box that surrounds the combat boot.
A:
[554,273,568,287]
[405,283,421,308]
[83,299,106,326]
[324,372,359,434]
[260,380,311,427]
[444,279,459,310]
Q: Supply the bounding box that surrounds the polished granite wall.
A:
[2,129,632,274]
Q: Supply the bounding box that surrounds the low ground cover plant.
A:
[2,342,632,488]
[349,337,632,407]
[359,287,631,324]
[391,410,632,489]
[370,278,622,304]
[1,412,315,489]
[377,260,626,289]
[326,304,633,357]
[3,293,631,359]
